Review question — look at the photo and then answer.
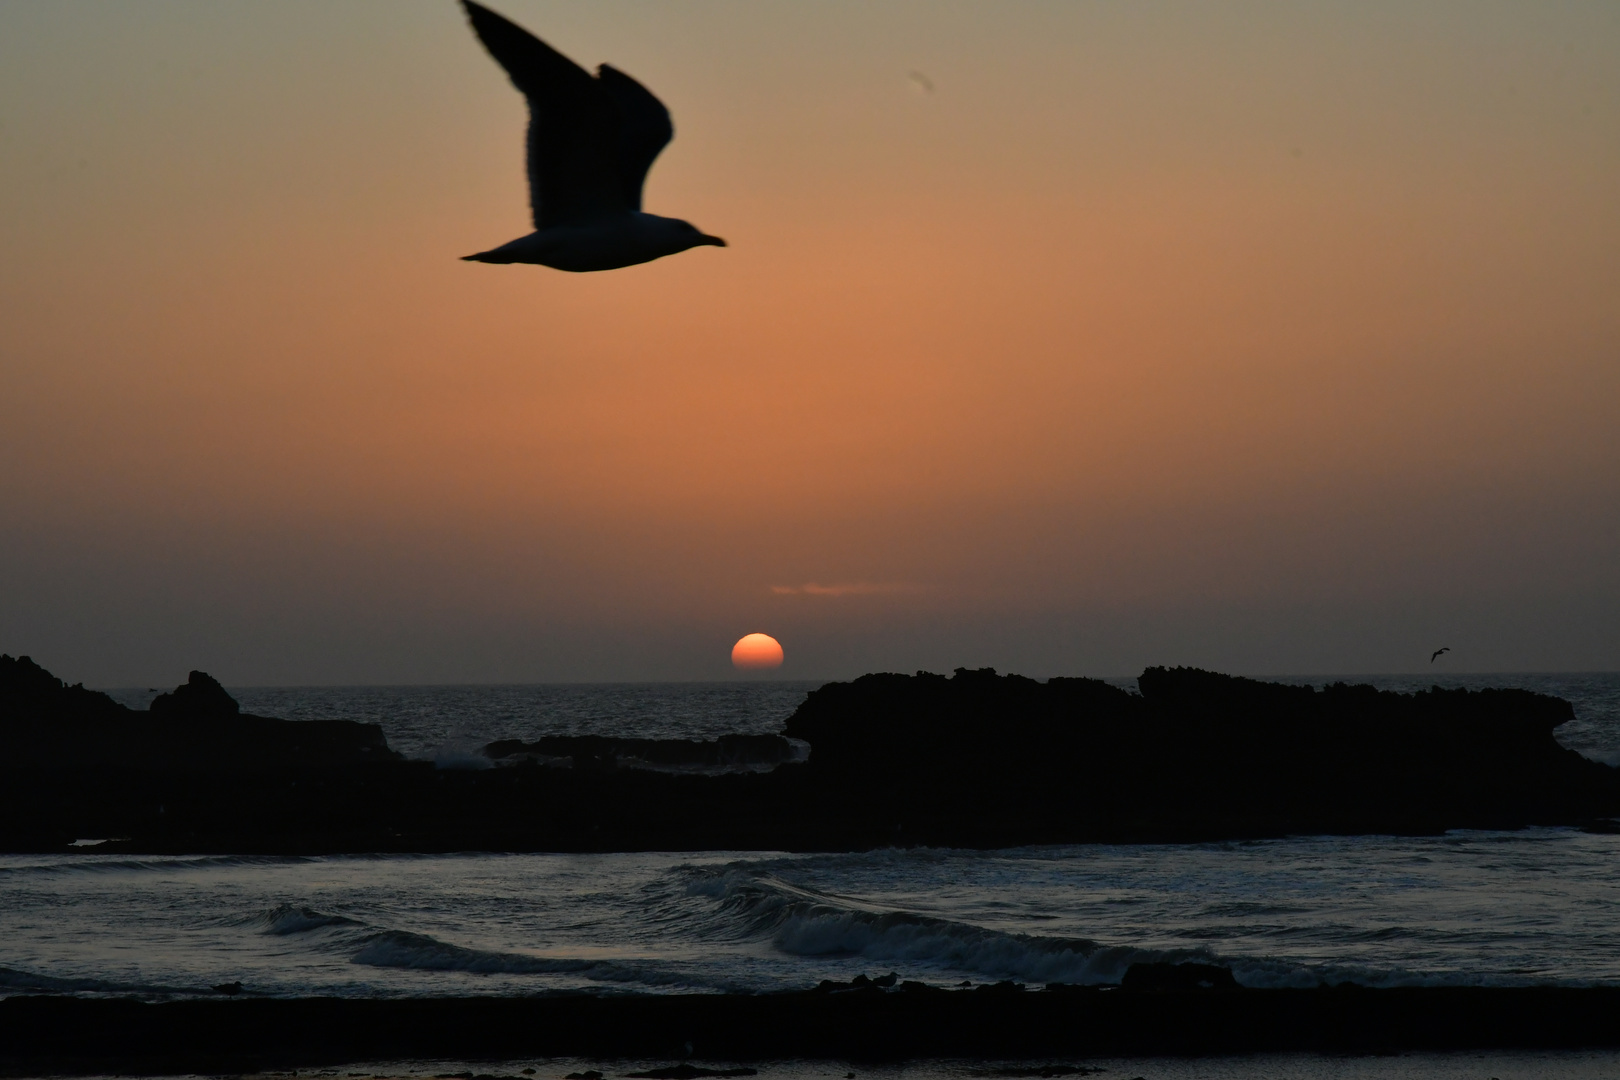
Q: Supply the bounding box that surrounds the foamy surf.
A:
[6,827,1620,1000]
[678,865,1218,986]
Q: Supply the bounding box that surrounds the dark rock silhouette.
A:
[483,733,801,774]
[0,654,128,723]
[149,671,240,720]
[0,655,398,774]
[778,665,1610,844]
[1,657,1615,854]
[9,987,1620,1072]
[1121,962,1239,991]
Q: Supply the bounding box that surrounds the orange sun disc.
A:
[731,633,784,670]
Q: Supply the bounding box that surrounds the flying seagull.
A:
[458,1,725,271]
[1430,647,1450,663]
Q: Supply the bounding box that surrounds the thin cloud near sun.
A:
[770,582,924,597]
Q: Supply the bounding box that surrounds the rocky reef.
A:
[0,655,398,771]
[782,666,1609,842]
[1,656,1614,854]
[483,732,804,774]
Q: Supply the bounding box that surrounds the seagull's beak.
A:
[698,234,727,247]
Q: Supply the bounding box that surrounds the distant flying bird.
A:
[457,1,726,271]
[1430,647,1450,663]
[908,70,935,94]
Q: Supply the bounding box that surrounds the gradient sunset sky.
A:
[2,1,1617,686]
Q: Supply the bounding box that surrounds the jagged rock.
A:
[0,656,1615,854]
[149,671,240,720]
[0,654,128,724]
[781,665,1612,839]
[0,655,399,773]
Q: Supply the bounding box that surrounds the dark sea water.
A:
[8,674,1620,1076]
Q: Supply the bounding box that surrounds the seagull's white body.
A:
[458,1,724,272]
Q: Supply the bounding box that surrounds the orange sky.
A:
[1,1,1617,684]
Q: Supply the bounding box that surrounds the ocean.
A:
[6,673,1620,1076]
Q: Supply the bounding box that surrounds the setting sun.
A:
[731,633,784,671]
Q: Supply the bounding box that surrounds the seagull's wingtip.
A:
[459,0,499,29]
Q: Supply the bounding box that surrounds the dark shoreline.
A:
[7,660,1618,855]
[6,987,1620,1076]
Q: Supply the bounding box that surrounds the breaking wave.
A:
[677,865,1212,986]
[0,965,205,998]
[669,861,1554,990]
[244,903,362,936]
[348,930,713,988]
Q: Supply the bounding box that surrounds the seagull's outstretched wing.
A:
[596,65,673,211]
[462,1,628,228]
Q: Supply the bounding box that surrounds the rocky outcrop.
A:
[148,671,242,720]
[0,654,129,724]
[483,733,803,774]
[782,666,1614,839]
[1,657,1615,854]
[0,655,399,772]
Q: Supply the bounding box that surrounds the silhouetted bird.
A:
[457,1,726,271]
[1430,647,1450,663]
